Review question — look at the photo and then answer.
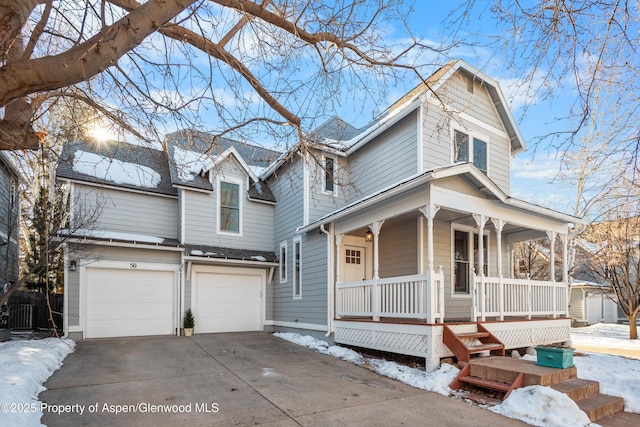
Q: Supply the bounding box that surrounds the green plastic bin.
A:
[535,346,574,369]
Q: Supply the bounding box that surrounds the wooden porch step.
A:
[467,343,504,353]
[577,394,625,422]
[551,378,600,402]
[450,362,524,399]
[455,332,491,339]
[442,323,505,363]
[456,375,511,392]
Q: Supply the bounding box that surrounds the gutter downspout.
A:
[320,223,333,337]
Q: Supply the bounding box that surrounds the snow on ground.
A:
[275,325,640,427]
[490,386,592,427]
[571,323,640,358]
[0,338,75,426]
[274,332,459,395]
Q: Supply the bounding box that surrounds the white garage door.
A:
[194,270,263,333]
[85,267,175,338]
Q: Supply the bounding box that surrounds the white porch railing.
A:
[473,273,569,321]
[336,269,445,323]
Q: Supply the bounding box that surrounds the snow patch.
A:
[73,150,161,188]
[251,256,267,262]
[0,338,75,426]
[173,146,209,181]
[273,332,458,395]
[490,386,592,427]
[59,228,165,244]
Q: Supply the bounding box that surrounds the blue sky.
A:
[338,1,581,214]
[104,1,582,215]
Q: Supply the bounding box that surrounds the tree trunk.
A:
[629,313,638,340]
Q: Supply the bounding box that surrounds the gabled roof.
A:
[56,140,177,197]
[164,130,279,202]
[298,162,583,233]
[310,60,526,155]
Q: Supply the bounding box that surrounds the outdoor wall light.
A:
[70,260,77,272]
[365,228,374,242]
[0,236,6,246]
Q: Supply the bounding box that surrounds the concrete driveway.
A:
[41,332,526,426]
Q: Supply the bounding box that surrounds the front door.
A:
[343,245,366,282]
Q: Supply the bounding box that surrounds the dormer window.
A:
[218,180,241,234]
[453,130,488,174]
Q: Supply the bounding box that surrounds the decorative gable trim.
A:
[202,146,259,182]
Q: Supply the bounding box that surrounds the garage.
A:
[85,264,176,338]
[193,267,264,333]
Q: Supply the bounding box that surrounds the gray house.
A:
[0,152,21,291]
[57,60,584,370]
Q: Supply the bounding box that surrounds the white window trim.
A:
[279,240,288,283]
[293,236,302,299]
[450,224,490,299]
[216,176,243,236]
[322,155,338,196]
[451,126,490,175]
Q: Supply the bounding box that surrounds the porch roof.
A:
[298,163,584,233]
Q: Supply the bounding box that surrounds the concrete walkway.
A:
[41,332,527,426]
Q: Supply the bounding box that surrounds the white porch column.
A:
[335,233,344,285]
[335,233,344,319]
[371,220,385,280]
[547,231,557,318]
[546,231,556,281]
[370,220,384,321]
[560,233,568,284]
[491,218,506,321]
[561,232,569,317]
[419,204,440,272]
[419,204,440,323]
[473,214,488,321]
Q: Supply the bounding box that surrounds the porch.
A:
[334,271,571,370]
[298,165,582,369]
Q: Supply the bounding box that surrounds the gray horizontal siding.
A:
[0,163,19,283]
[270,159,305,245]
[348,111,418,201]
[307,152,349,223]
[74,183,178,239]
[379,217,419,278]
[422,73,513,194]
[183,158,274,251]
[271,232,328,325]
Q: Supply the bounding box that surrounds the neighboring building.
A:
[0,151,21,290]
[57,60,584,370]
[569,281,619,326]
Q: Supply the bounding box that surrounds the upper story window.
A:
[453,130,488,174]
[453,131,469,163]
[279,241,287,283]
[324,157,335,193]
[218,180,241,234]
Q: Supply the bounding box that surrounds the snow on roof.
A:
[60,228,166,244]
[172,145,210,182]
[72,150,161,189]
